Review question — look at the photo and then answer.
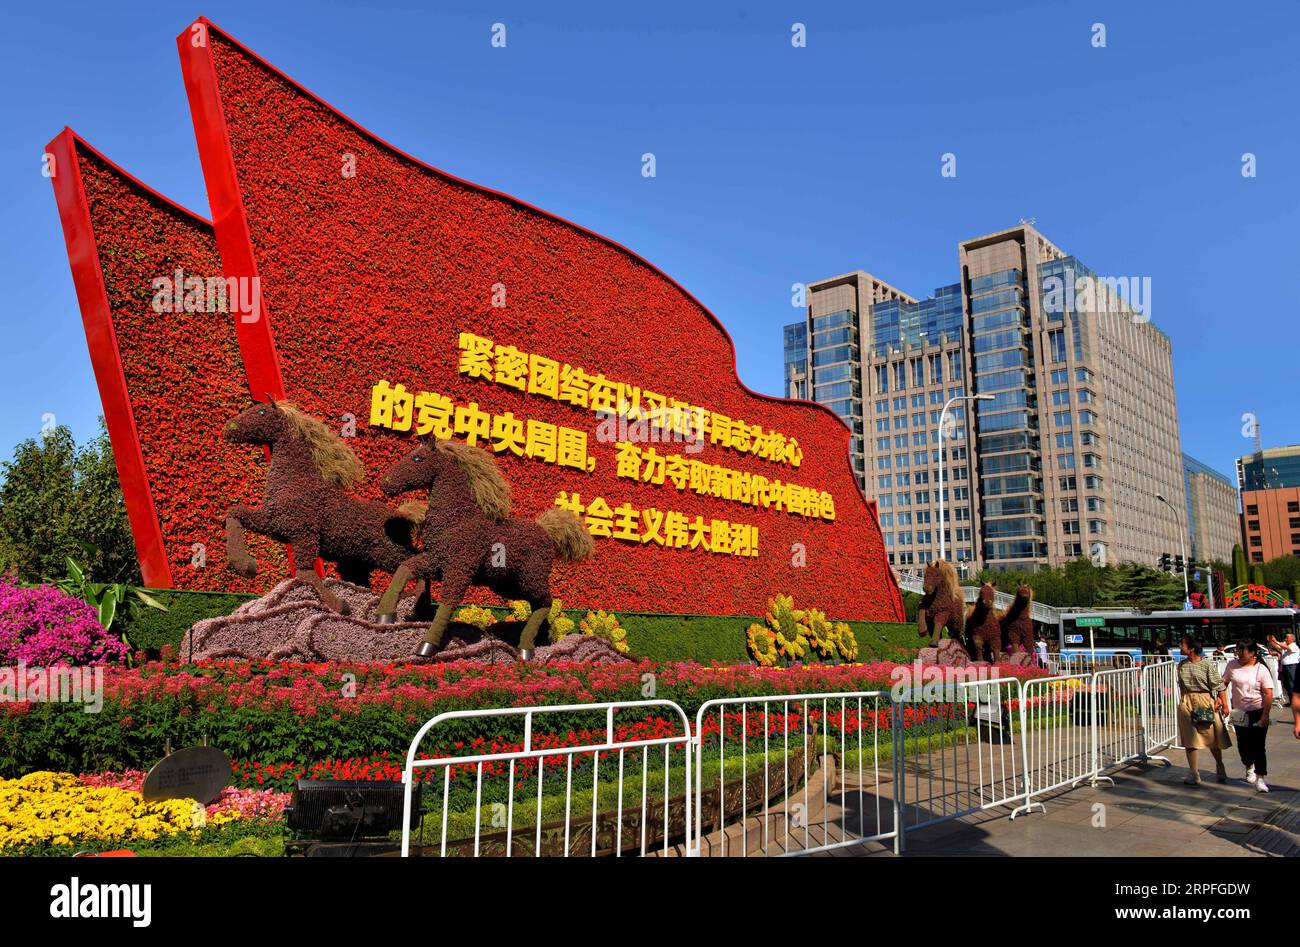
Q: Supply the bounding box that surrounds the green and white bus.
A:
[1059,607,1297,663]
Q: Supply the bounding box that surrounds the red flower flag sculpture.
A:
[49,18,904,622]
[45,130,288,591]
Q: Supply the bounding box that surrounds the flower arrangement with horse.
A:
[374,438,595,659]
[222,400,427,613]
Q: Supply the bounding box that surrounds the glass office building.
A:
[790,223,1187,572]
[782,320,808,400]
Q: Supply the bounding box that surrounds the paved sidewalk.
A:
[895,712,1300,857]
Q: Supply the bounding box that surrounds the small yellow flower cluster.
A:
[511,599,576,640]
[1048,678,1086,691]
[0,772,209,851]
[578,610,630,653]
[453,604,498,630]
[746,595,858,666]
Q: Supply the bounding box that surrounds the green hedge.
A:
[123,589,255,654]
[122,588,919,665]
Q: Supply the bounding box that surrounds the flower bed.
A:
[0,769,285,855]
[0,655,1047,780]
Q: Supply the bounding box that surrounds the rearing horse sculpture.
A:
[374,438,595,659]
[223,401,424,613]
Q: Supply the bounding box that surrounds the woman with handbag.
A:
[1222,639,1274,793]
[1176,634,1229,785]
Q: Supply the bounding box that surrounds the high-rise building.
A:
[1237,445,1300,563]
[1183,453,1239,565]
[1237,444,1300,491]
[782,321,808,400]
[789,223,1187,572]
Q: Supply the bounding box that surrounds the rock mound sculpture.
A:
[181,578,633,665]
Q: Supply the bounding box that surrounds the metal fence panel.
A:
[400,701,692,857]
[1140,658,1179,754]
[896,677,1027,831]
[1091,666,1145,776]
[690,691,901,857]
[1013,671,1096,815]
[394,661,1185,857]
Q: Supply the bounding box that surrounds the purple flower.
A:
[0,577,129,666]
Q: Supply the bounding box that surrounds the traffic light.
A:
[1174,555,1185,574]
[1159,553,1171,572]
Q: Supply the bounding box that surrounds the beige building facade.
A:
[1184,453,1239,566]
[790,223,1187,572]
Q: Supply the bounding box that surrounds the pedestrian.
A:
[1034,635,1048,668]
[1176,634,1228,785]
[1222,639,1274,793]
[1294,681,1300,742]
[1153,637,1169,657]
[1278,632,1298,704]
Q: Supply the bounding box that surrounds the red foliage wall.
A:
[173,20,903,621]
[52,21,903,621]
[47,132,287,591]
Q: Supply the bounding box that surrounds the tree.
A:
[1231,544,1248,587]
[1260,554,1300,593]
[0,420,140,584]
[973,558,1112,608]
[1095,563,1184,612]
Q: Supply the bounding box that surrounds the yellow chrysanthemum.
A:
[0,772,229,852]
[746,623,779,666]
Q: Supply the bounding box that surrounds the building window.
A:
[1048,329,1066,362]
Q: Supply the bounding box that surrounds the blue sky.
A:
[2,0,1296,484]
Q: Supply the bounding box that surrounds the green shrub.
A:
[120,589,254,655]
[115,584,916,667]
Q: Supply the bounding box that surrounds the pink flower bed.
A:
[77,769,288,821]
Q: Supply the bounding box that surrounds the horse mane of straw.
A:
[924,559,961,599]
[435,440,512,521]
[277,402,365,489]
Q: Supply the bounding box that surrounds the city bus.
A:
[1058,608,1298,665]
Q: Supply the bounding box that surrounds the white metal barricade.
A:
[1139,658,1179,755]
[897,676,1027,831]
[1089,666,1147,783]
[400,700,692,857]
[690,692,902,857]
[1011,671,1095,816]
[392,663,1188,857]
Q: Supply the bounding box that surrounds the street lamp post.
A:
[938,393,993,563]
[1155,492,1191,608]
